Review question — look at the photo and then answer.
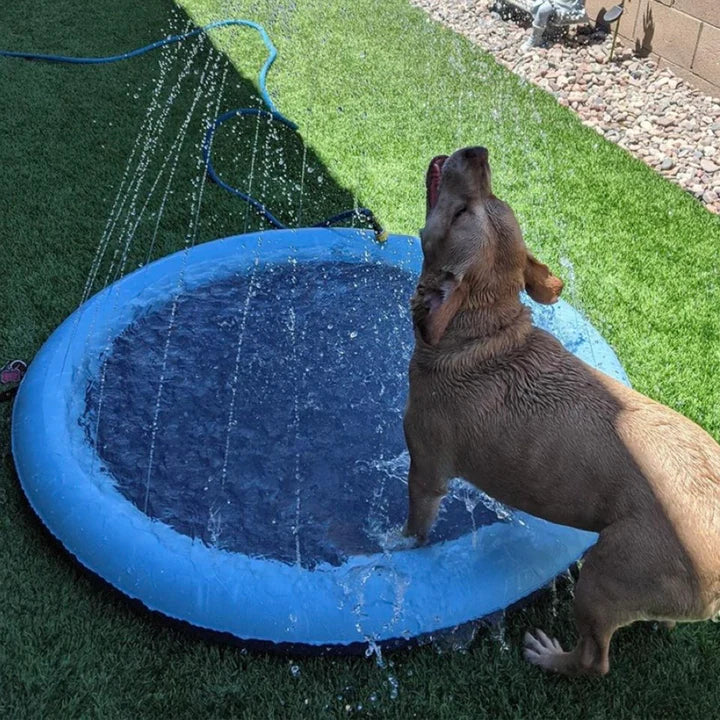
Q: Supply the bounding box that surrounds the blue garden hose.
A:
[1,19,387,240]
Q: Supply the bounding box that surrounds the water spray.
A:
[0,19,387,242]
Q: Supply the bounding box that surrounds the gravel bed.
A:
[410,0,720,215]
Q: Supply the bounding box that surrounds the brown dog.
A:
[402,146,720,676]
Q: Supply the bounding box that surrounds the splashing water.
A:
[86,261,516,568]
[487,611,510,653]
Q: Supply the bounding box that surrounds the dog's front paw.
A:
[523,629,566,671]
[401,522,427,546]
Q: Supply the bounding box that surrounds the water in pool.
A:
[85,260,510,567]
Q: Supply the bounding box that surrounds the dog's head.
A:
[413,146,563,345]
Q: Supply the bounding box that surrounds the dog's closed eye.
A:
[452,206,467,222]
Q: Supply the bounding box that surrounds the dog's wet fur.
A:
[403,146,720,676]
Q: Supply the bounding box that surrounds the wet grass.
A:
[1,0,719,718]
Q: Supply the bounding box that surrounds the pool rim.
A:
[12,227,616,650]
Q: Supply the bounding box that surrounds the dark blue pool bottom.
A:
[85,261,500,567]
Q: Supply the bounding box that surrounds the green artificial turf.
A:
[1,0,720,717]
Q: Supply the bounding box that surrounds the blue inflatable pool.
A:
[12,227,628,652]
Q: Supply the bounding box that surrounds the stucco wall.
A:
[584,0,720,96]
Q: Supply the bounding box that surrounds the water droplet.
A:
[388,674,399,700]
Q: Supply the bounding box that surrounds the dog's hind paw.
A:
[523,629,566,671]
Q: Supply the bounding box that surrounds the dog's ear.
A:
[413,272,467,345]
[524,252,563,304]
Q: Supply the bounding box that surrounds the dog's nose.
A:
[464,146,489,162]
